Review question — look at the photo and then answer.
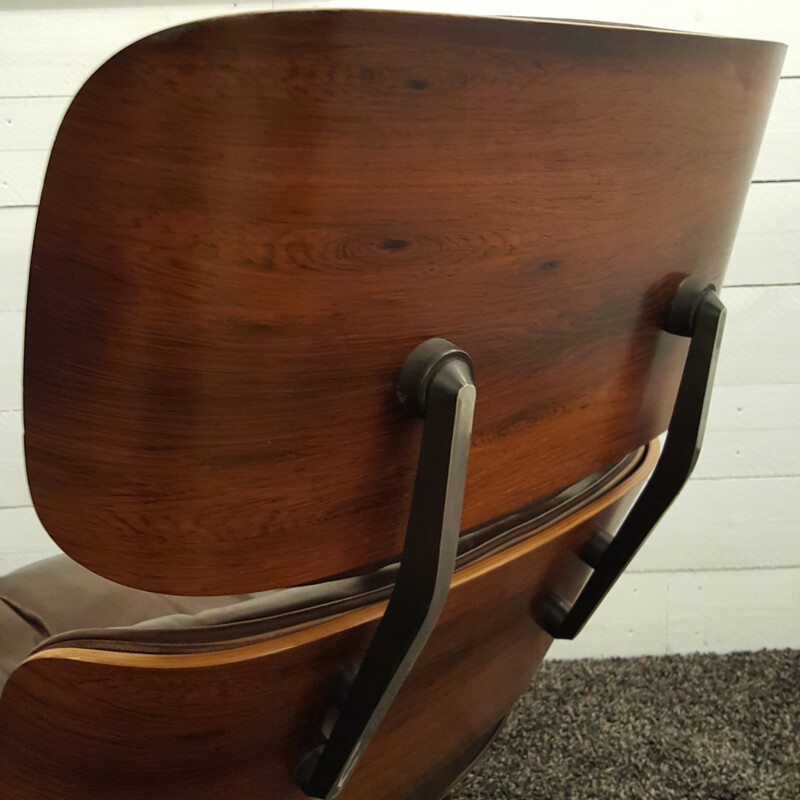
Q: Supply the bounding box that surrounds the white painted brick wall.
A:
[0,0,798,658]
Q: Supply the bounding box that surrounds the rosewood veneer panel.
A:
[23,11,785,592]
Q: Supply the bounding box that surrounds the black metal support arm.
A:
[543,278,726,640]
[296,338,476,800]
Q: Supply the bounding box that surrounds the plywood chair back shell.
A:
[22,10,785,594]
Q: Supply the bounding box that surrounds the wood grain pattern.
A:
[22,10,785,593]
[0,445,656,800]
[1,1,797,99]
[9,77,800,213]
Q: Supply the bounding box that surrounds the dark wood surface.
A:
[0,445,656,800]
[23,11,785,593]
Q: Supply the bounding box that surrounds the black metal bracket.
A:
[296,338,476,799]
[542,277,726,640]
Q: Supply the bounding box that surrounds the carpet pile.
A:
[452,649,798,799]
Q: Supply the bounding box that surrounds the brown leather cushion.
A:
[0,600,46,692]
[0,555,253,692]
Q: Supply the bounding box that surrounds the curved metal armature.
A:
[543,277,726,640]
[296,338,476,799]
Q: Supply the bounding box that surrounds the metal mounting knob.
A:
[397,337,474,418]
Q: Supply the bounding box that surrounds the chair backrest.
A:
[22,10,785,595]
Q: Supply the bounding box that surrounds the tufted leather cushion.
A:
[0,555,253,693]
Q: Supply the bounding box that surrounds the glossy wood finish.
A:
[0,444,656,800]
[23,11,785,593]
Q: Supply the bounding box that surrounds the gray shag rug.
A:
[452,650,798,800]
